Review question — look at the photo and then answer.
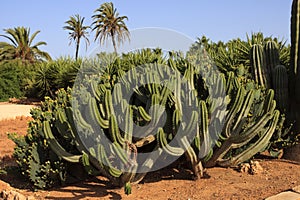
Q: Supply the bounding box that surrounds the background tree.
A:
[0,26,51,63]
[92,2,130,53]
[63,14,90,60]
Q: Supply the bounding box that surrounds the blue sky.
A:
[0,0,293,59]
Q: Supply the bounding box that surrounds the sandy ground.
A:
[0,103,36,120]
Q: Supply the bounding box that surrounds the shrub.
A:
[0,61,39,101]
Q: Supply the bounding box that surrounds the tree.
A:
[0,26,51,63]
[92,2,130,53]
[63,14,90,60]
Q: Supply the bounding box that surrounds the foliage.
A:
[92,2,130,53]
[0,57,81,101]
[187,33,290,78]
[63,14,90,60]
[0,27,51,63]
[0,61,37,101]
[33,57,81,99]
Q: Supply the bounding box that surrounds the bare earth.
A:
[0,104,300,199]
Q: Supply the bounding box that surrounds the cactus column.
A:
[290,0,300,132]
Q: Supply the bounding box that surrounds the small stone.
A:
[239,163,251,173]
[250,160,263,175]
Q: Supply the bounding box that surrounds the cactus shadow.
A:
[140,156,208,184]
[0,166,122,200]
[44,177,122,200]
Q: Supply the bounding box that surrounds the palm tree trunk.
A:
[111,32,117,53]
[75,38,80,60]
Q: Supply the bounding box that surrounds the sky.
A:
[0,0,293,59]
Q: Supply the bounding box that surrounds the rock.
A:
[239,163,251,174]
[249,160,263,175]
[238,161,263,175]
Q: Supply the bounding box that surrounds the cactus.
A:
[264,40,280,71]
[204,84,279,167]
[291,0,300,76]
[250,44,270,88]
[272,65,289,112]
[264,40,281,87]
[290,0,300,132]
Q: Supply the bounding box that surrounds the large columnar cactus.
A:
[290,0,300,132]
[264,40,280,72]
[250,44,270,88]
[291,0,300,77]
[272,65,289,112]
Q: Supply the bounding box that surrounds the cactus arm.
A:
[231,90,254,131]
[181,135,204,179]
[157,128,185,156]
[218,110,280,167]
[223,87,245,138]
[197,101,211,158]
[250,44,270,88]
[91,97,109,129]
[42,120,82,163]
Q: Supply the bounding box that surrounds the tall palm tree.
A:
[92,2,130,53]
[0,26,51,63]
[63,14,90,60]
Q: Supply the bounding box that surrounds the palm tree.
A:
[63,14,90,60]
[92,2,130,53]
[0,26,51,63]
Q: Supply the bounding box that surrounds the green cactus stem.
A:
[250,44,270,88]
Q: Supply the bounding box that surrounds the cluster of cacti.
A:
[247,0,300,135]
[248,40,290,115]
[10,48,283,195]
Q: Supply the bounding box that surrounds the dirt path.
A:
[0,103,36,120]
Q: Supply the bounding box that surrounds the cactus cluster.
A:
[249,40,290,115]
[10,48,282,194]
[248,0,300,135]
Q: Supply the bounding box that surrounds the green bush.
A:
[0,61,37,101]
[0,57,81,101]
[33,57,80,99]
